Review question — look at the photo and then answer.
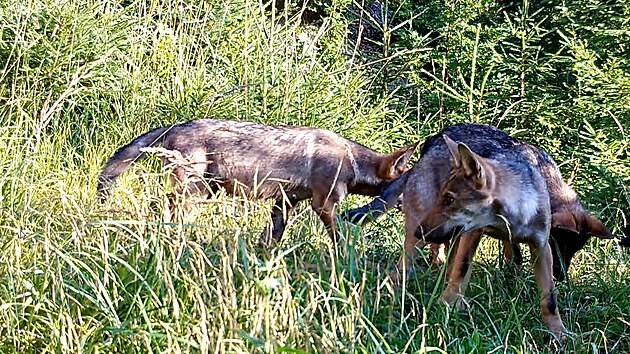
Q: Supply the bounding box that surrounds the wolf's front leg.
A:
[390,218,428,285]
[440,230,482,309]
[502,240,523,266]
[530,242,566,341]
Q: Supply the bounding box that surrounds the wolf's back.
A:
[97,126,170,198]
[343,123,547,224]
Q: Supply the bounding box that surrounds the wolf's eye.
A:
[442,195,455,206]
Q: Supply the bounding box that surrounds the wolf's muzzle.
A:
[414,225,462,244]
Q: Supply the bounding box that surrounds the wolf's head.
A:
[417,135,499,243]
[550,207,613,280]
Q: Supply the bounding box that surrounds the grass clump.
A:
[1,0,629,352]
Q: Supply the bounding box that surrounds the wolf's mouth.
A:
[415,225,463,244]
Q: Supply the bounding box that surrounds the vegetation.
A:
[1,0,628,352]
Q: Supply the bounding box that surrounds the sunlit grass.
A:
[1,0,629,352]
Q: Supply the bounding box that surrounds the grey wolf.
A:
[344,124,614,281]
[98,118,418,243]
[345,123,614,340]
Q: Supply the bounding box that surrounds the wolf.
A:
[344,124,614,281]
[97,118,418,243]
[345,123,613,340]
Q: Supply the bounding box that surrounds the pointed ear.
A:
[551,210,579,234]
[380,142,419,179]
[443,134,461,168]
[392,142,419,174]
[457,143,486,188]
[584,214,614,239]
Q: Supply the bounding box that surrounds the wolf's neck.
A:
[346,143,383,186]
[488,160,543,227]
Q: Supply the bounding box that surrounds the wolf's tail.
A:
[97,126,171,199]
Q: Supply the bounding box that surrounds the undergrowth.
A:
[1,0,628,352]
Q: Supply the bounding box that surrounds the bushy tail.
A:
[97,126,170,199]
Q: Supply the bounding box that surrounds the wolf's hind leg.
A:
[166,150,210,222]
[503,240,523,266]
[311,188,344,241]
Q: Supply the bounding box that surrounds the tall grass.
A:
[1,0,628,352]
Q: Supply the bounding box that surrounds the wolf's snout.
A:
[415,223,462,244]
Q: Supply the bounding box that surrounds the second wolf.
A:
[345,123,613,340]
[98,118,418,242]
[345,123,613,281]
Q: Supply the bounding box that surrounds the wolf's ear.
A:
[382,142,419,179]
[584,214,614,239]
[551,210,578,234]
[457,143,486,188]
[443,134,461,167]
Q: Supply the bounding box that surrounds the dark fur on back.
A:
[406,124,550,244]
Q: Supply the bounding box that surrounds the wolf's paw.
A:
[440,290,466,310]
[544,315,569,343]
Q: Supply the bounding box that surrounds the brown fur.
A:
[344,123,618,340]
[97,118,418,243]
